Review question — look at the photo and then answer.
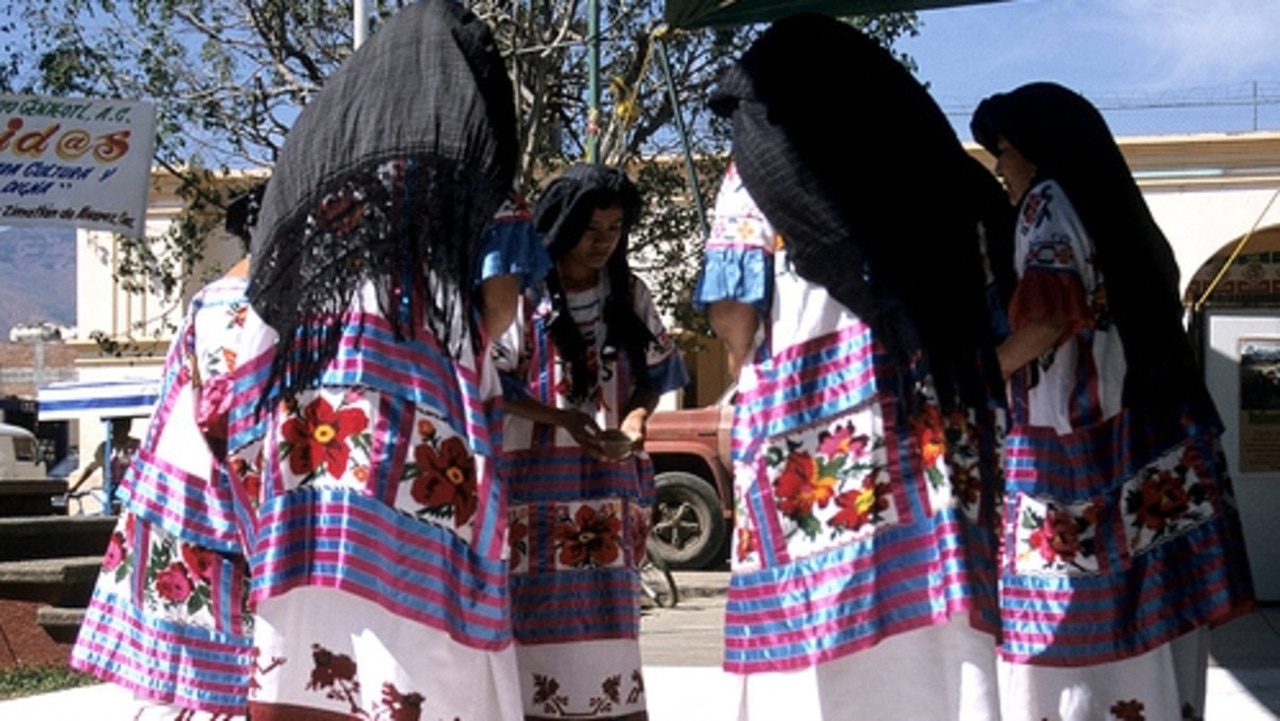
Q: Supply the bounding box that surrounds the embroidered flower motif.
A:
[911,404,946,470]
[181,543,218,584]
[103,529,128,572]
[1110,698,1146,721]
[411,435,479,527]
[508,513,529,571]
[773,450,836,520]
[1030,506,1085,564]
[378,682,425,720]
[306,643,359,697]
[736,525,756,563]
[280,396,369,479]
[232,450,264,507]
[631,507,650,564]
[417,418,436,440]
[553,504,622,568]
[155,562,194,604]
[830,475,891,532]
[817,423,869,459]
[1133,468,1192,531]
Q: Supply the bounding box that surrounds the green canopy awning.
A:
[664,0,1007,30]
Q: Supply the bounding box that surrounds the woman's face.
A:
[994,135,1037,206]
[563,204,625,274]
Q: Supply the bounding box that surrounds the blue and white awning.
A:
[37,378,161,421]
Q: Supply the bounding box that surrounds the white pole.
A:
[353,0,368,49]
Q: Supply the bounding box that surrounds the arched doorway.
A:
[1189,225,1280,600]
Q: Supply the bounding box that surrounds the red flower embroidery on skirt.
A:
[911,404,946,469]
[181,543,219,584]
[155,562,194,603]
[103,529,128,571]
[774,450,834,520]
[830,475,891,531]
[1031,507,1084,563]
[553,505,623,568]
[1135,468,1191,531]
[281,397,369,478]
[412,435,479,526]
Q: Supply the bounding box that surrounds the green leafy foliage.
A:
[0,1,920,345]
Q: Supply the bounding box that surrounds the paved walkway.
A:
[3,571,1277,720]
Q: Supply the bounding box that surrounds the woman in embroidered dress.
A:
[695,14,1012,720]
[69,182,264,719]
[970,81,1255,721]
[222,2,537,718]
[493,163,689,721]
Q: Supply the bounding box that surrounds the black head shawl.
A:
[532,163,656,404]
[248,0,517,401]
[971,82,1215,420]
[709,13,1008,411]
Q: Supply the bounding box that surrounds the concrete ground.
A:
[2,569,1277,720]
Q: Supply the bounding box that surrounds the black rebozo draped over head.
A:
[247,0,517,401]
[709,13,1010,411]
[532,163,657,405]
[971,82,1216,421]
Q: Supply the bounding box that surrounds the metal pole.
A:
[587,0,600,162]
[655,34,708,237]
[353,0,368,49]
[101,419,113,516]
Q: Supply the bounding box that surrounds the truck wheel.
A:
[650,471,726,570]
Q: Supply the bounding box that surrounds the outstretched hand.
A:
[560,409,607,459]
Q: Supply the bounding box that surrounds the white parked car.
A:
[0,422,46,480]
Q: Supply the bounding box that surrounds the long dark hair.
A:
[971,82,1214,420]
[246,0,517,403]
[533,164,656,404]
[710,13,1008,412]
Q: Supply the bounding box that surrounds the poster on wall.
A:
[1237,336,1280,472]
[0,94,156,238]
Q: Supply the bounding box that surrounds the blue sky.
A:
[897,0,1280,139]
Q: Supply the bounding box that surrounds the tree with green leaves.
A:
[0,0,921,349]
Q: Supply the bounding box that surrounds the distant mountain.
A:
[0,226,77,336]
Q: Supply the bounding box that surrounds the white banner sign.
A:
[0,94,156,237]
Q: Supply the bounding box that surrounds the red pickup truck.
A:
[644,393,734,569]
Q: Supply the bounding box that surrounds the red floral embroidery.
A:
[773,450,835,519]
[103,529,128,571]
[911,404,946,470]
[411,435,479,526]
[1030,507,1084,563]
[830,475,890,531]
[508,514,529,570]
[817,423,869,459]
[306,643,361,712]
[155,562,194,603]
[631,509,650,564]
[181,543,218,584]
[1134,469,1191,531]
[1111,698,1146,721]
[281,396,369,478]
[379,682,425,721]
[232,450,264,506]
[736,525,756,562]
[553,505,622,568]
